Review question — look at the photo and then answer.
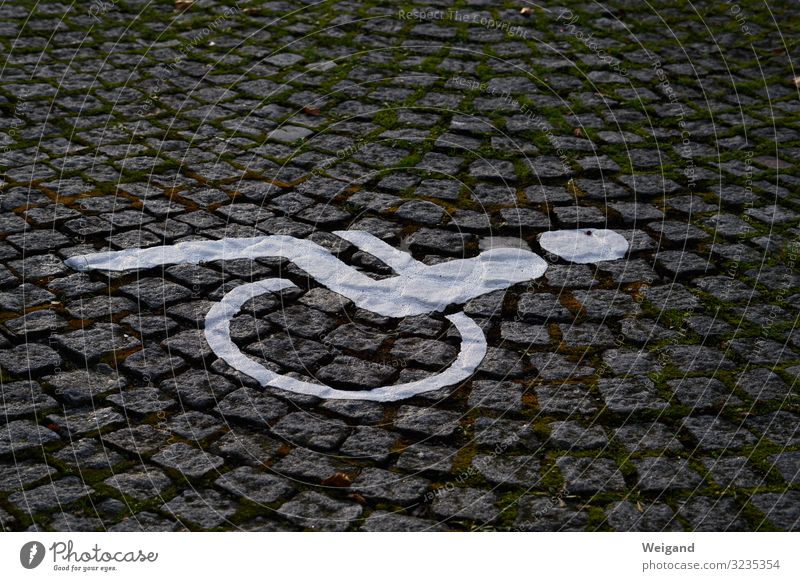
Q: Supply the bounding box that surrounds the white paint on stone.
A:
[66,228,626,400]
[539,228,628,264]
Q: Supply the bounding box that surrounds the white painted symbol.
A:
[65,228,628,401]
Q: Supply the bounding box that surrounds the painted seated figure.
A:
[65,228,628,401]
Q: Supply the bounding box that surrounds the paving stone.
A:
[361,511,447,532]
[121,346,185,381]
[54,323,140,364]
[102,425,172,456]
[544,264,598,288]
[768,452,800,485]
[2,0,799,533]
[166,411,223,440]
[473,417,539,451]
[634,457,703,492]
[560,323,615,347]
[556,456,626,494]
[407,228,471,255]
[107,387,175,416]
[572,289,639,319]
[736,368,792,401]
[52,438,123,470]
[271,447,349,483]
[47,406,126,436]
[395,200,444,225]
[468,380,524,412]
[472,454,541,487]
[390,337,457,369]
[277,491,362,531]
[606,501,681,531]
[601,348,661,375]
[661,345,736,372]
[666,377,740,409]
[515,497,589,531]
[316,355,397,389]
[214,387,289,425]
[211,430,282,466]
[271,412,350,451]
[613,423,683,452]
[481,345,528,377]
[642,283,700,310]
[340,427,398,462]
[215,466,294,504]
[108,512,185,532]
[396,444,456,475]
[750,491,800,531]
[48,513,105,532]
[0,420,59,454]
[3,309,67,338]
[323,324,387,355]
[549,421,608,450]
[682,416,758,450]
[160,370,236,409]
[695,276,757,301]
[535,383,599,415]
[353,468,430,505]
[431,487,500,524]
[8,476,93,514]
[748,406,800,451]
[0,460,57,492]
[703,456,766,488]
[394,406,462,439]
[598,377,668,413]
[152,443,224,479]
[162,488,238,529]
[120,277,193,308]
[656,250,713,277]
[246,334,332,373]
[104,468,172,501]
[677,497,751,531]
[65,295,136,319]
[530,352,594,380]
[516,292,572,322]
[319,400,385,424]
[0,379,57,418]
[0,343,62,377]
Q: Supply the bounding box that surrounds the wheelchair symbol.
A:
[65,228,628,401]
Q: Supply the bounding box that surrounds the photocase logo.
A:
[20,541,46,569]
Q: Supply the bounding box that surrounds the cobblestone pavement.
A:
[1,0,799,532]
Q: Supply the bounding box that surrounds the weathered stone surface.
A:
[104,468,172,501]
[394,406,462,438]
[162,489,238,529]
[361,511,447,532]
[352,468,429,505]
[152,443,225,479]
[271,412,350,451]
[677,497,752,531]
[0,343,62,376]
[431,487,500,524]
[750,492,800,530]
[340,427,398,462]
[0,420,60,455]
[277,491,362,531]
[215,466,294,504]
[634,457,703,492]
[515,497,589,531]
[214,388,289,425]
[8,477,93,514]
[556,457,626,494]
